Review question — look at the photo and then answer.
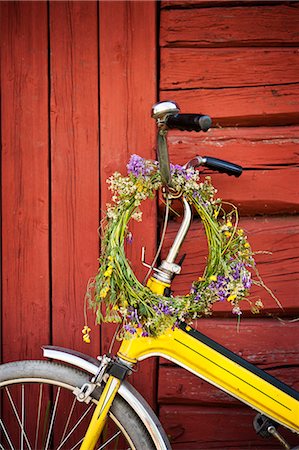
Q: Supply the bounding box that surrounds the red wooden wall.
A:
[0,0,157,407]
[0,1,299,449]
[159,1,299,448]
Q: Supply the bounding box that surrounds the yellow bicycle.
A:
[0,102,298,450]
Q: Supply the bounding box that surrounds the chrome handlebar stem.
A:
[150,101,193,285]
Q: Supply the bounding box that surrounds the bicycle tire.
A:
[0,360,157,450]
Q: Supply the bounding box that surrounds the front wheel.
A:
[0,360,158,450]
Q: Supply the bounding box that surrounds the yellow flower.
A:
[237,229,244,236]
[113,304,119,310]
[100,287,109,298]
[82,325,91,334]
[108,255,114,262]
[136,181,144,193]
[198,276,205,282]
[83,334,91,344]
[226,220,233,228]
[82,325,91,344]
[224,231,232,238]
[244,242,250,248]
[209,275,217,282]
[104,264,113,277]
[227,294,237,302]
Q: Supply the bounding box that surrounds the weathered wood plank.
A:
[159,365,299,405]
[162,84,299,127]
[99,0,157,408]
[160,404,298,449]
[50,1,100,357]
[164,127,299,214]
[161,5,299,47]
[161,48,299,89]
[0,1,49,361]
[162,216,299,311]
[167,126,299,165]
[161,0,299,7]
[161,168,299,215]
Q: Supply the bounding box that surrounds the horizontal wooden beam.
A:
[161,48,299,89]
[163,126,299,214]
[161,84,299,127]
[159,403,299,448]
[159,365,299,405]
[161,0,290,7]
[161,5,299,47]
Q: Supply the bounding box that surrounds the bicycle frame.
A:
[79,104,299,448]
[79,317,299,449]
[118,321,299,434]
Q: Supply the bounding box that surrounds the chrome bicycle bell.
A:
[151,101,180,121]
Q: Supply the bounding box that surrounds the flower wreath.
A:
[86,154,265,341]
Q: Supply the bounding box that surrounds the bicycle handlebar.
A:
[186,156,243,177]
[152,101,243,187]
[165,114,212,132]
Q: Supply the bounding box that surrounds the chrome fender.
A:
[42,346,171,450]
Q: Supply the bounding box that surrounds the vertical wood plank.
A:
[99,1,157,407]
[50,1,100,356]
[0,1,49,361]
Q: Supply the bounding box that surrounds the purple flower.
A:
[232,306,242,316]
[153,300,175,316]
[126,232,133,244]
[171,321,179,331]
[170,163,193,180]
[124,324,137,334]
[242,272,252,289]
[127,154,152,177]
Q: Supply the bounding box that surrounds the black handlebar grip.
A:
[166,114,212,132]
[203,156,243,177]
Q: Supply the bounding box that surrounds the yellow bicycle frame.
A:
[81,279,299,449]
[119,323,299,434]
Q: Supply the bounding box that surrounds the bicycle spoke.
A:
[69,437,84,450]
[59,396,77,444]
[98,430,121,449]
[44,387,61,450]
[0,419,14,450]
[56,403,93,450]
[21,384,24,450]
[5,387,32,450]
[34,384,43,450]
[0,360,147,450]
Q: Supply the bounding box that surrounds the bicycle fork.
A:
[79,356,134,450]
[80,375,121,450]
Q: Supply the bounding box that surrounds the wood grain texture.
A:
[161,5,299,47]
[159,365,299,405]
[99,0,157,408]
[162,84,299,127]
[161,0,299,7]
[0,1,49,361]
[161,48,299,90]
[160,404,299,449]
[162,216,299,311]
[158,2,299,446]
[50,1,100,356]
[165,126,299,214]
